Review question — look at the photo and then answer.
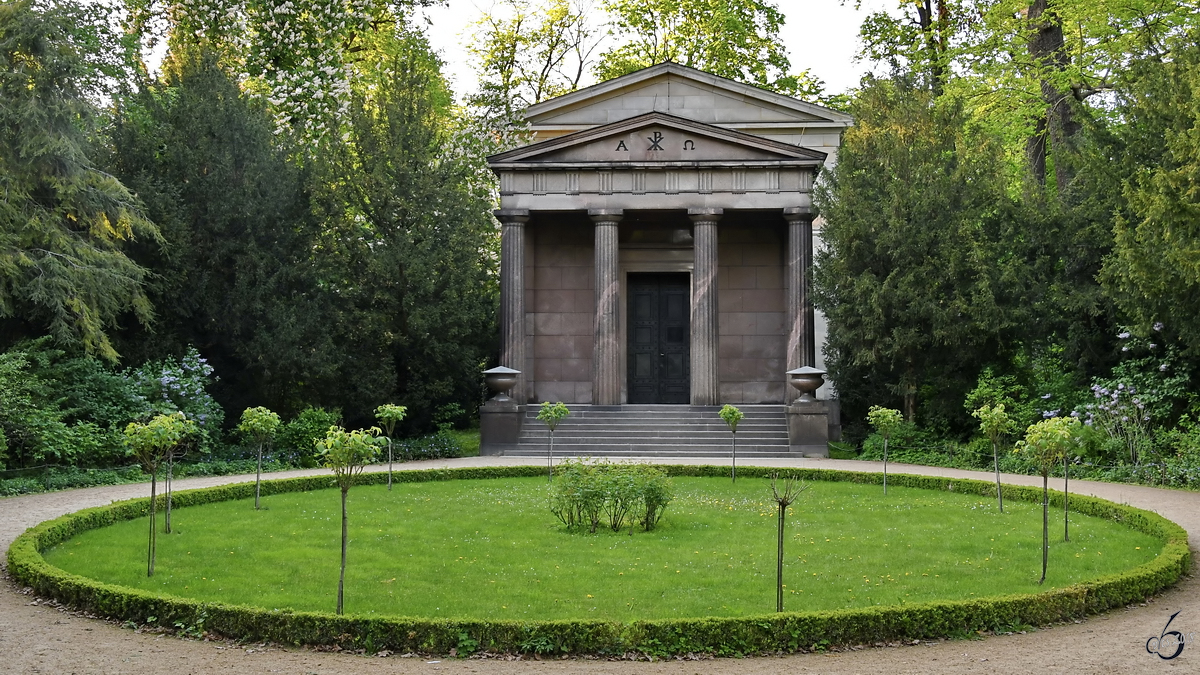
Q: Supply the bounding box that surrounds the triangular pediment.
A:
[523,62,853,129]
[489,112,826,167]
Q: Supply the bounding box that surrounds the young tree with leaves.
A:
[124,412,192,576]
[719,405,744,483]
[238,406,281,510]
[374,403,407,490]
[867,406,904,495]
[1017,416,1079,584]
[537,402,570,480]
[973,403,1017,512]
[770,472,808,612]
[316,425,382,615]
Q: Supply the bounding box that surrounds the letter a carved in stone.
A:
[615,140,628,151]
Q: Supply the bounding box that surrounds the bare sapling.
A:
[537,402,570,480]
[771,472,809,612]
[316,425,382,615]
[867,406,903,495]
[374,404,408,490]
[238,407,281,510]
[719,405,744,482]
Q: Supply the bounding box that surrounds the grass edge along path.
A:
[6,465,1191,657]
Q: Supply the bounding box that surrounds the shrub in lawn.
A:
[719,405,744,482]
[973,403,1017,512]
[277,407,341,467]
[374,404,408,490]
[867,406,903,495]
[1017,416,1080,584]
[123,412,194,576]
[237,407,281,510]
[316,425,382,615]
[537,402,569,480]
[550,459,672,533]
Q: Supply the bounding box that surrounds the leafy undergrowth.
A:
[44,477,1162,621]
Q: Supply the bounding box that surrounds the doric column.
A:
[689,207,722,406]
[496,209,530,403]
[590,209,623,405]
[784,207,816,386]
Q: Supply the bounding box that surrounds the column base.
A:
[786,400,830,457]
[480,400,523,455]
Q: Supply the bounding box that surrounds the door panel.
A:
[627,273,691,404]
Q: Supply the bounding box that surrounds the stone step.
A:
[499,403,794,458]
[518,426,786,435]
[497,445,797,458]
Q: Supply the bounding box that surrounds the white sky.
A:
[416,0,892,103]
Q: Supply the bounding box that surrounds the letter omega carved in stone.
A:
[683,139,695,150]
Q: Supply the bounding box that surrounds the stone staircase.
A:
[499,404,793,457]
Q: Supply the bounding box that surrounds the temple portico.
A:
[482,63,850,456]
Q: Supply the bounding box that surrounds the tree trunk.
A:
[1039,473,1048,584]
[1027,0,1080,193]
[883,437,889,496]
[548,429,554,481]
[387,438,393,491]
[164,452,173,534]
[993,439,1004,513]
[1063,455,1069,542]
[338,488,348,615]
[255,441,263,510]
[731,432,737,483]
[915,0,949,96]
[776,503,786,612]
[147,470,157,577]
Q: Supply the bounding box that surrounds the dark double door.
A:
[627,274,690,404]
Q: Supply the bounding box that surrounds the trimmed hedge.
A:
[6,465,1191,657]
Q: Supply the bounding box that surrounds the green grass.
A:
[45,477,1164,622]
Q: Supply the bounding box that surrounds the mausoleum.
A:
[480,63,850,456]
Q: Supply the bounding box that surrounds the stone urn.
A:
[786,367,826,403]
[483,366,520,402]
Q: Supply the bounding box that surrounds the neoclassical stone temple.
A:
[481,63,850,456]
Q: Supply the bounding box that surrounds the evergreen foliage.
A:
[0,0,158,360]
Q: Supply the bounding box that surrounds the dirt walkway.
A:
[1,457,1195,674]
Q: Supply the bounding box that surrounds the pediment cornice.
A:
[488,112,827,170]
[523,62,854,128]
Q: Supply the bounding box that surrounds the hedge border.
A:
[6,465,1191,657]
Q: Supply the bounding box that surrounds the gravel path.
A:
[1,456,1195,674]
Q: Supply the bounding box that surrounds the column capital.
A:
[782,206,813,223]
[494,209,530,224]
[687,207,723,225]
[588,208,623,224]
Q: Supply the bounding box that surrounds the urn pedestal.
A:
[785,367,830,457]
[480,367,523,455]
